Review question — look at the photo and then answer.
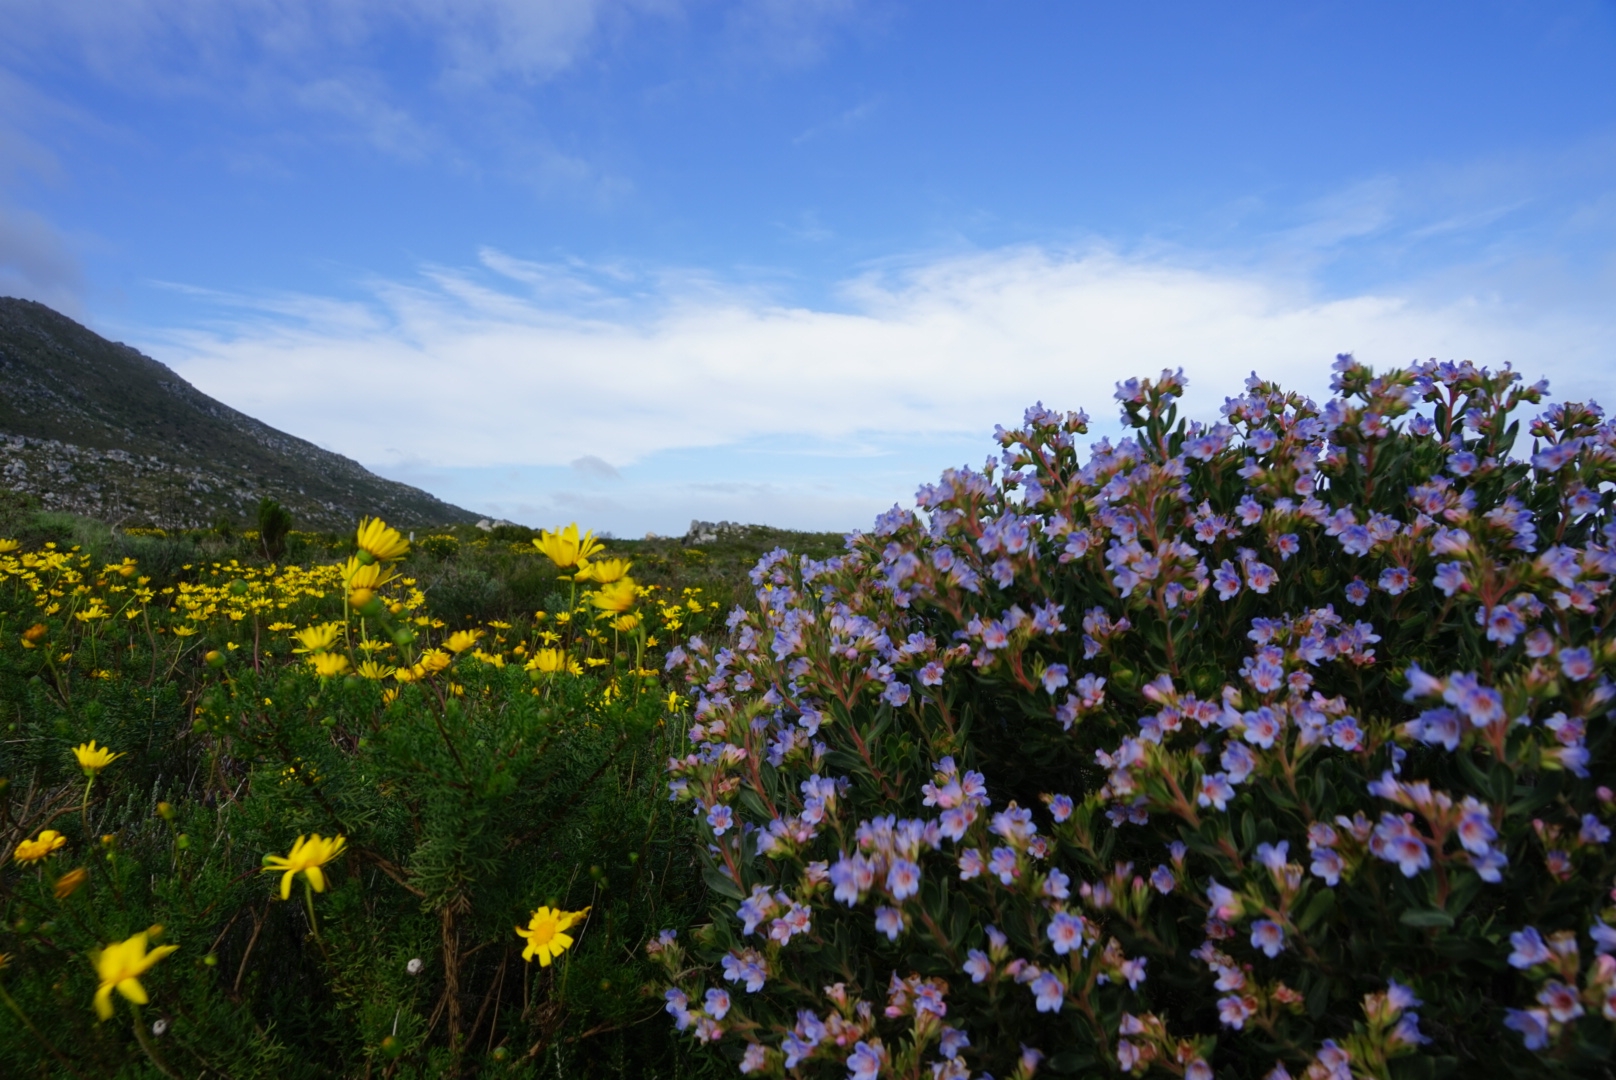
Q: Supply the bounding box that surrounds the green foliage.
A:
[257,498,294,561]
[0,533,741,1078]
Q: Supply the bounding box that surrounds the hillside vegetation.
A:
[0,297,476,531]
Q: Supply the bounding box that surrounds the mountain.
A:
[0,297,478,531]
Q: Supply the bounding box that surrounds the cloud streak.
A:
[144,244,1616,487]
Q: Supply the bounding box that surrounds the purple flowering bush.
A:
[649,358,1616,1079]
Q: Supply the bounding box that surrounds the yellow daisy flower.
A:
[443,628,482,653]
[524,649,582,676]
[92,930,178,1020]
[355,517,410,563]
[532,524,604,572]
[590,579,638,614]
[309,653,350,678]
[72,741,123,776]
[262,834,347,900]
[575,557,632,584]
[515,905,589,966]
[292,623,343,654]
[14,829,68,863]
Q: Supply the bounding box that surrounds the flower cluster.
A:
[653,359,1616,1077]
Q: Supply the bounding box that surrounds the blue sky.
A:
[3,1,1616,535]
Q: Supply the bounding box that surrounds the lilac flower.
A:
[831,854,873,906]
[1457,797,1497,855]
[1222,742,1257,784]
[1218,994,1255,1029]
[1275,533,1300,560]
[1329,717,1364,751]
[1538,981,1585,1023]
[963,949,991,983]
[1047,911,1086,955]
[1198,773,1236,811]
[958,848,985,880]
[919,661,945,686]
[1378,566,1411,595]
[1214,561,1242,601]
[1310,848,1344,886]
[1246,560,1278,593]
[704,987,731,1020]
[1509,927,1552,969]
[1041,664,1069,695]
[1049,794,1074,822]
[1150,864,1176,894]
[664,988,691,1029]
[737,886,777,935]
[1583,814,1613,845]
[1250,920,1286,958]
[1043,867,1071,900]
[1591,920,1616,955]
[1559,647,1594,681]
[846,1040,884,1080]
[782,1033,814,1068]
[939,1027,970,1059]
[1255,841,1289,872]
[1243,706,1282,748]
[739,1042,768,1073]
[874,906,904,942]
[1505,1008,1551,1050]
[706,804,734,835]
[1371,814,1430,877]
[881,680,911,707]
[1206,879,1243,922]
[1444,673,1505,727]
[1345,578,1369,606]
[1031,972,1064,1012]
[886,858,921,900]
[1390,1013,1430,1048]
[1185,1061,1213,1080]
[988,847,1019,884]
[1479,605,1524,645]
[1432,562,1467,597]
[991,804,1037,843]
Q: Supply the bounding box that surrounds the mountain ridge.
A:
[0,296,477,530]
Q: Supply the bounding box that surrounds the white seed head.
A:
[406,957,423,975]
[152,1018,170,1036]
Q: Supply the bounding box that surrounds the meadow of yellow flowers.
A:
[0,515,738,1078]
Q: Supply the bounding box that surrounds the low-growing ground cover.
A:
[0,509,838,1077]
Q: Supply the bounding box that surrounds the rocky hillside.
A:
[0,297,478,530]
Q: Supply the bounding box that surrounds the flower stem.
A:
[80,774,95,837]
[128,1004,182,1080]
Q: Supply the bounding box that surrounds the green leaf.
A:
[1399,908,1455,929]
[1047,1052,1095,1074]
[1298,887,1336,932]
[702,864,745,901]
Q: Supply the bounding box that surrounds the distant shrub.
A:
[257,497,294,560]
[420,533,462,560]
[657,359,1616,1079]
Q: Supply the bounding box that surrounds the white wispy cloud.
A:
[140,243,1616,484]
